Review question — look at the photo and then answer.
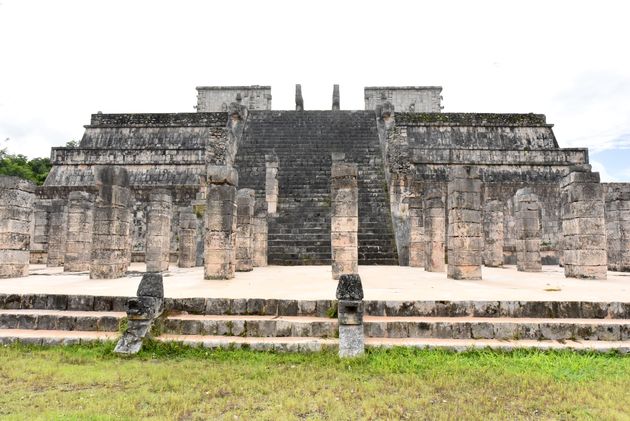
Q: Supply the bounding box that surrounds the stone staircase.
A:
[1,294,629,352]
[234,110,398,265]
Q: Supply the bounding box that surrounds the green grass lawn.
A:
[0,342,628,420]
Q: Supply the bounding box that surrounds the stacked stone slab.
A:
[482,200,504,267]
[30,198,52,264]
[236,188,255,272]
[204,166,238,280]
[90,167,133,279]
[514,188,542,272]
[604,184,630,271]
[265,154,279,215]
[63,192,94,272]
[253,197,268,267]
[447,166,483,280]
[178,208,198,268]
[408,189,424,267]
[0,176,35,278]
[561,166,607,279]
[331,162,358,279]
[424,187,446,272]
[145,190,172,272]
[46,198,68,267]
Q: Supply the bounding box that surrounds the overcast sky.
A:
[1,0,629,181]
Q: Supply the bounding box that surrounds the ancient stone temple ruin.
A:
[1,84,629,279]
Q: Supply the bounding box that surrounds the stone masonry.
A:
[236,188,255,272]
[204,166,238,280]
[145,190,172,272]
[561,166,608,279]
[253,197,268,267]
[90,167,133,279]
[178,208,198,268]
[331,162,359,279]
[46,198,68,267]
[0,176,35,278]
[265,153,279,215]
[408,187,424,267]
[482,200,504,267]
[447,166,483,280]
[424,187,446,272]
[604,184,630,271]
[514,188,542,272]
[30,198,51,264]
[63,191,94,272]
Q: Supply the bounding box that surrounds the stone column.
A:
[604,184,630,271]
[408,191,425,267]
[332,84,340,111]
[482,200,504,267]
[46,198,68,267]
[424,187,446,272]
[236,188,255,272]
[331,162,358,279]
[561,166,608,279]
[0,176,35,278]
[253,197,268,267]
[514,188,542,272]
[265,154,279,215]
[337,274,364,358]
[447,166,483,280]
[145,190,172,272]
[178,208,197,268]
[90,167,132,279]
[295,84,304,111]
[30,198,51,264]
[204,166,238,280]
[64,191,94,272]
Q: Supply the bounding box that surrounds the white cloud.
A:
[591,161,617,183]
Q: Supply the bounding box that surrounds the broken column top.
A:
[450,165,481,180]
[67,191,92,201]
[331,162,358,178]
[236,188,255,201]
[336,273,364,300]
[295,84,304,111]
[97,166,129,187]
[332,84,340,111]
[137,272,164,298]
[207,165,238,186]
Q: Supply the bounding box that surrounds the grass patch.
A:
[0,343,628,419]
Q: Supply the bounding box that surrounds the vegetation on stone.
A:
[0,148,51,185]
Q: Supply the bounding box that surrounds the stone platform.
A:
[1,264,628,302]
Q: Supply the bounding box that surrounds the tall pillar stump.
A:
[604,185,630,271]
[146,190,172,272]
[331,162,358,279]
[46,198,68,267]
[514,188,542,272]
[424,187,446,272]
[253,197,268,267]
[447,166,483,280]
[178,209,197,268]
[561,167,608,279]
[0,176,35,278]
[90,167,133,279]
[64,191,94,272]
[482,200,504,267]
[409,191,425,267]
[236,188,255,272]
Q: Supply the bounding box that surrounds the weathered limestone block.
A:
[253,198,268,267]
[514,188,542,272]
[337,274,364,358]
[0,176,35,278]
[408,190,424,267]
[64,191,94,272]
[331,162,358,279]
[30,198,52,264]
[236,188,255,272]
[447,166,483,280]
[295,84,304,111]
[178,208,197,268]
[265,154,279,215]
[204,165,238,280]
[482,200,504,267]
[604,184,630,271]
[424,187,446,272]
[561,167,607,279]
[46,198,68,267]
[332,84,340,111]
[145,190,172,272]
[90,167,133,279]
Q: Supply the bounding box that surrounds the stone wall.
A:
[604,183,630,271]
[196,86,271,112]
[365,87,442,112]
[0,176,35,278]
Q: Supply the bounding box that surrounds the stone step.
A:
[0,329,118,346]
[0,309,125,331]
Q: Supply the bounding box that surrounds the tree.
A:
[0,148,52,185]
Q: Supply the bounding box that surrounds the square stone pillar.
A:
[514,188,542,272]
[146,190,172,272]
[30,198,51,264]
[424,187,446,272]
[46,198,68,267]
[265,154,279,215]
[253,197,268,267]
[204,166,238,280]
[408,190,425,268]
[561,167,608,279]
[90,167,133,280]
[178,208,198,268]
[0,176,35,278]
[336,274,364,358]
[482,200,504,267]
[236,188,255,272]
[64,191,94,272]
[604,184,630,271]
[447,166,483,280]
[331,162,358,280]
